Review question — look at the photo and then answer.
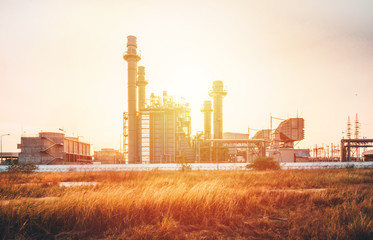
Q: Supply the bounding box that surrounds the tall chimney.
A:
[209,80,227,139]
[201,100,213,139]
[137,66,148,111]
[123,35,141,163]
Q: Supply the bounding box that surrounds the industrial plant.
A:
[5,36,371,165]
[121,35,308,164]
[123,36,194,163]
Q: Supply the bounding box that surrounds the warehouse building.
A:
[18,132,92,165]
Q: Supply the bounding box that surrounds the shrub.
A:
[345,163,355,169]
[6,162,39,173]
[176,155,192,172]
[246,156,280,171]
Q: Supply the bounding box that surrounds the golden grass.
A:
[0,169,372,239]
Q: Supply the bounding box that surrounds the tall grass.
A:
[0,169,372,239]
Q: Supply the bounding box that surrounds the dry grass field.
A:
[0,169,372,239]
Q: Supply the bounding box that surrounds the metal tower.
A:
[346,116,351,139]
[355,113,360,159]
[354,113,360,139]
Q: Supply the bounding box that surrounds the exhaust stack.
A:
[201,100,213,139]
[209,80,227,139]
[123,35,141,163]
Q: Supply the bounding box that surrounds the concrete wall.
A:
[2,162,371,173]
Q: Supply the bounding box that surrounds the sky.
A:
[1,0,373,152]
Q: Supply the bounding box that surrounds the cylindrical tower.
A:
[201,100,213,139]
[209,80,227,139]
[123,35,141,163]
[137,66,148,111]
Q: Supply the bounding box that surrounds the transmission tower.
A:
[346,116,351,139]
[355,114,360,159]
[354,113,360,139]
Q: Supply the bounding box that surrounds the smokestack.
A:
[137,66,148,111]
[209,80,227,139]
[201,100,213,139]
[123,35,141,163]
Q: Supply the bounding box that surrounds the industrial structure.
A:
[217,118,305,163]
[363,150,373,161]
[196,80,269,162]
[2,36,370,166]
[123,36,194,164]
[18,132,92,165]
[201,100,213,140]
[266,118,308,162]
[94,148,124,164]
[122,36,311,163]
[209,80,227,139]
[123,36,141,164]
[310,143,341,161]
[341,138,373,162]
[121,35,372,164]
[198,100,306,162]
[338,114,372,162]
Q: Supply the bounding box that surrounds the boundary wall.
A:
[0,162,372,172]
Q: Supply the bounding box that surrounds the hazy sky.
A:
[1,0,373,152]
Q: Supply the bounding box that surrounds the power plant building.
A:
[122,35,310,164]
[123,36,194,163]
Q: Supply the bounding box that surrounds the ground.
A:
[0,169,372,239]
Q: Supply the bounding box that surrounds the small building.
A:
[267,148,310,162]
[94,148,124,164]
[18,132,92,165]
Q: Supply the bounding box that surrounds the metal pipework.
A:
[163,91,168,106]
[137,66,148,111]
[209,80,227,139]
[123,35,141,163]
[201,100,213,139]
